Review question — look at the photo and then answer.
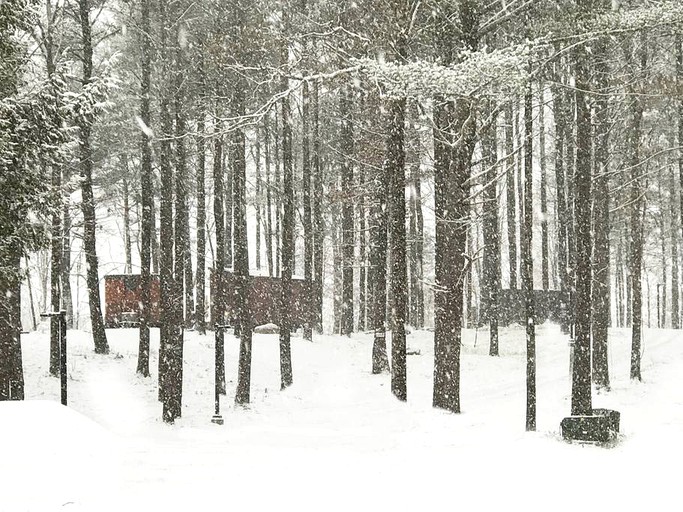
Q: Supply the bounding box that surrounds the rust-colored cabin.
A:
[209,270,310,329]
[104,274,161,328]
[104,271,310,330]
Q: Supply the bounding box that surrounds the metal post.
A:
[211,325,228,425]
[40,311,67,406]
[60,310,67,406]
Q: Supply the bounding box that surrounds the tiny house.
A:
[104,271,311,329]
[104,274,160,327]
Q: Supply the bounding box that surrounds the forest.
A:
[2,0,683,458]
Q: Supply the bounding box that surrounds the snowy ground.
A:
[1,323,682,511]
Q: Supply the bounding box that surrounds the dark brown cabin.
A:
[209,269,310,329]
[104,274,160,327]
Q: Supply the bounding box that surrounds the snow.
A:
[2,323,682,511]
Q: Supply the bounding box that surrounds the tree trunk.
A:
[552,83,570,331]
[137,0,153,376]
[212,122,226,394]
[77,0,109,355]
[570,40,593,416]
[61,195,74,329]
[539,85,550,292]
[522,80,536,431]
[659,191,667,328]
[0,248,24,401]
[279,14,294,389]
[233,30,253,403]
[225,145,233,270]
[433,1,478,413]
[504,104,518,290]
[195,58,207,335]
[616,238,624,328]
[255,132,262,272]
[169,30,187,420]
[151,197,159,275]
[183,203,194,329]
[388,91,407,401]
[264,115,274,277]
[433,94,473,413]
[312,80,324,333]
[672,161,680,329]
[333,217,342,334]
[45,0,66,362]
[413,167,424,330]
[386,4,410,400]
[482,104,500,357]
[122,171,132,274]
[408,166,417,328]
[370,111,390,373]
[628,43,646,382]
[340,85,354,336]
[466,212,476,328]
[274,109,282,278]
[358,170,367,332]
[302,80,314,341]
[677,34,683,330]
[591,37,611,389]
[50,163,62,376]
[157,2,183,422]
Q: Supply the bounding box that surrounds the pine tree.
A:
[137,0,153,377]
[76,0,109,355]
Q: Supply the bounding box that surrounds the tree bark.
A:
[264,115,274,277]
[358,167,367,332]
[233,15,253,402]
[61,194,74,329]
[522,80,536,431]
[274,109,282,278]
[157,1,182,422]
[552,82,570,331]
[340,85,354,336]
[195,56,207,335]
[137,0,153,376]
[570,39,593,416]
[302,80,314,341]
[628,43,646,382]
[672,155,681,330]
[388,92,407,401]
[482,104,500,356]
[504,104,518,290]
[677,34,683,330]
[279,12,294,389]
[433,1,478,413]
[255,131,262,272]
[168,27,188,420]
[50,163,62,376]
[539,85,550,292]
[386,1,411,401]
[312,80,324,333]
[408,164,424,329]
[591,36,611,389]
[0,248,24,401]
[77,0,109,355]
[225,144,233,270]
[122,171,132,274]
[370,108,390,374]
[212,122,226,394]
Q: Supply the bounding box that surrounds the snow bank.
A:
[0,400,122,510]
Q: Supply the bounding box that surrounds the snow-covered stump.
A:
[560,408,620,443]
